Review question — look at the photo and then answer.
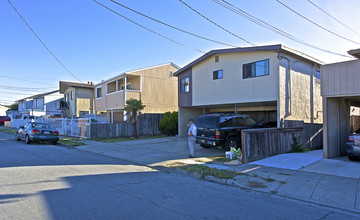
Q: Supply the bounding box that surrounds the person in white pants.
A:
[187,119,197,158]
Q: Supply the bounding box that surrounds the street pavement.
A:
[77,135,360,214]
[1,131,360,219]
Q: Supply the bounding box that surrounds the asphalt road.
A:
[0,131,359,220]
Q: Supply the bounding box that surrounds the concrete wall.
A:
[178,107,203,136]
[278,54,322,125]
[323,98,350,158]
[192,51,279,106]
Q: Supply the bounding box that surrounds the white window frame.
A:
[96,86,102,99]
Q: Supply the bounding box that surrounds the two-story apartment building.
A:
[94,63,179,123]
[17,90,63,117]
[59,81,94,118]
[174,44,323,136]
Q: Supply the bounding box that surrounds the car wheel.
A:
[15,133,21,141]
[25,135,31,144]
[51,141,57,145]
[200,143,210,148]
[225,136,238,151]
[348,154,358,161]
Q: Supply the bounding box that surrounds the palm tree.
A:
[124,99,145,138]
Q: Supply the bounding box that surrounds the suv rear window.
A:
[195,116,219,129]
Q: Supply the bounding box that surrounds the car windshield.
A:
[246,117,257,127]
[195,116,219,129]
[31,123,54,129]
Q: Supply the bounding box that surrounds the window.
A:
[79,111,89,116]
[215,55,219,62]
[126,83,132,90]
[243,59,269,79]
[213,70,223,80]
[70,91,73,100]
[220,117,233,127]
[180,77,190,93]
[96,87,102,99]
[235,117,245,126]
[315,70,320,83]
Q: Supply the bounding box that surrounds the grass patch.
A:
[207,156,232,163]
[247,181,267,189]
[180,164,236,179]
[58,138,86,147]
[277,172,291,176]
[263,177,276,182]
[166,162,187,167]
[279,181,287,185]
[236,172,250,176]
[270,190,278,194]
[0,128,17,133]
[252,173,259,177]
[94,135,167,143]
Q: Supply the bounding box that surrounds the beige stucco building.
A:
[321,49,360,158]
[174,45,323,136]
[59,81,94,117]
[94,63,179,123]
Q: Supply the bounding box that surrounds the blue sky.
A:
[1,0,359,105]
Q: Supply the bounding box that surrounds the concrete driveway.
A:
[79,136,225,165]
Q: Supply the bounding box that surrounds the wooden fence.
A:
[89,114,163,139]
[241,127,302,163]
[241,122,323,163]
[351,116,360,133]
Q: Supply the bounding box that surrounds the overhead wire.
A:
[178,0,256,47]
[275,0,360,45]
[109,0,237,48]
[7,0,83,83]
[213,0,352,58]
[305,0,360,36]
[92,0,205,54]
[0,75,56,86]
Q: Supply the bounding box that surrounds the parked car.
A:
[195,113,259,150]
[0,116,11,125]
[346,129,360,161]
[21,115,42,120]
[15,122,59,145]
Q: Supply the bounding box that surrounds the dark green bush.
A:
[159,111,178,136]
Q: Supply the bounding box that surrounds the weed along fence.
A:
[241,127,303,163]
[89,114,163,139]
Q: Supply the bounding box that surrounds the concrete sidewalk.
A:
[77,137,360,213]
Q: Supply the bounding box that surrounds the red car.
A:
[0,116,11,125]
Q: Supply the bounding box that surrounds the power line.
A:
[275,0,360,45]
[92,0,205,54]
[213,0,352,58]
[0,75,56,86]
[0,84,57,90]
[178,0,256,47]
[7,0,83,83]
[109,0,237,48]
[306,0,360,36]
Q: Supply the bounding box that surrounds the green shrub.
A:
[291,132,308,152]
[159,111,178,136]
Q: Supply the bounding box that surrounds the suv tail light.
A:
[54,131,59,135]
[347,136,354,142]
[32,129,40,134]
[215,130,220,140]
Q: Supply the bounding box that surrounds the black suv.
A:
[195,113,258,150]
